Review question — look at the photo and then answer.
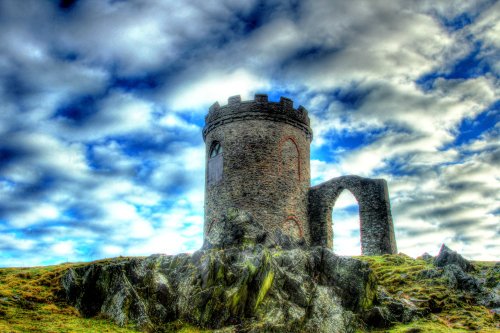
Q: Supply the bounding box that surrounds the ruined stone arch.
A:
[309,175,397,255]
[278,137,301,181]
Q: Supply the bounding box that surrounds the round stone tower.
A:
[203,94,313,245]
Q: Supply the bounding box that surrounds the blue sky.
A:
[0,0,498,266]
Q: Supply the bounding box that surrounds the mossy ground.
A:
[357,254,499,333]
[0,260,141,333]
[0,255,498,332]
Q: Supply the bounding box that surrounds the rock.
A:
[477,290,500,309]
[271,229,305,249]
[443,264,481,293]
[362,306,392,328]
[417,252,433,261]
[368,287,421,327]
[485,263,500,288]
[434,244,475,272]
[203,208,267,249]
[417,268,441,279]
[62,246,377,332]
[385,297,419,323]
[310,247,377,312]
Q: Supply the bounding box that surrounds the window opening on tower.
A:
[210,142,222,158]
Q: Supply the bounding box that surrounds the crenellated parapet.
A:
[203,94,312,141]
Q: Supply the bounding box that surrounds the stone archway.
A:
[331,189,361,255]
[309,175,397,255]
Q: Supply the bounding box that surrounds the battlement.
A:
[203,94,312,141]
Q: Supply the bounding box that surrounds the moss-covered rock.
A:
[3,245,498,332]
[434,244,475,273]
[62,246,377,332]
[358,252,500,332]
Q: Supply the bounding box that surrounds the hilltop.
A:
[0,244,498,332]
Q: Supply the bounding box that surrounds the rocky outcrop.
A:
[434,244,475,272]
[61,236,499,332]
[62,210,382,331]
[421,245,500,311]
[62,246,378,332]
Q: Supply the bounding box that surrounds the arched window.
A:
[208,141,223,185]
[210,142,222,158]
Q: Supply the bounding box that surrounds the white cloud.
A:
[8,204,60,228]
[0,234,36,251]
[285,1,455,89]
[0,0,498,265]
[160,113,200,132]
[170,69,271,111]
[468,1,500,73]
[125,206,204,256]
[240,18,305,67]
[102,245,124,257]
[0,133,90,189]
[97,92,153,131]
[52,91,155,140]
[149,144,205,191]
[51,240,75,256]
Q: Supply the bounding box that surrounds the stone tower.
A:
[203,94,397,255]
[203,94,313,245]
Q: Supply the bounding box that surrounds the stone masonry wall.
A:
[204,95,312,245]
[309,175,397,255]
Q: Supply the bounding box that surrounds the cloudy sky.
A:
[0,0,498,267]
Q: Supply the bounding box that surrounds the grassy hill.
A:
[0,255,498,332]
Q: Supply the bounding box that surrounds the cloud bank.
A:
[0,0,498,266]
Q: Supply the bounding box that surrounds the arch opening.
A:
[332,189,361,255]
